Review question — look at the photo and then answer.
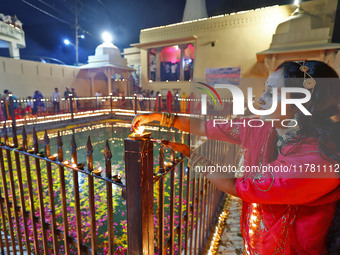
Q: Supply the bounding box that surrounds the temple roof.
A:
[257,7,340,58]
[81,42,134,72]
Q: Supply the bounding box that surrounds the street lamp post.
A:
[63,0,85,65]
[63,39,77,65]
[63,36,83,66]
[75,0,78,66]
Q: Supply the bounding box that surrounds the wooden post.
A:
[124,137,154,255]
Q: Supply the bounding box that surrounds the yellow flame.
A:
[250,215,257,221]
[135,126,145,135]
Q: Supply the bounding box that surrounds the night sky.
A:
[1,0,293,65]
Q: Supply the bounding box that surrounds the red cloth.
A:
[188,92,195,114]
[205,118,340,254]
[25,105,31,113]
[166,90,173,112]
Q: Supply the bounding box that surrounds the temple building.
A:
[80,41,134,96]
[1,0,339,99]
[0,23,133,97]
[257,1,340,73]
[128,0,340,98]
[0,13,25,59]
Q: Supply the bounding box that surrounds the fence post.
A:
[134,94,137,114]
[110,93,113,117]
[124,137,154,255]
[0,98,4,121]
[69,93,74,122]
[158,93,161,112]
[8,94,16,129]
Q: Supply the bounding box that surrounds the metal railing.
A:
[0,94,244,124]
[0,124,125,254]
[0,111,239,254]
[125,134,239,254]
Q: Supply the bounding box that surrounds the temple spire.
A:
[182,0,208,22]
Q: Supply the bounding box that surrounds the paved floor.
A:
[217,196,244,255]
[0,232,28,255]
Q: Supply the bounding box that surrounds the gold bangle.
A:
[166,114,173,128]
[160,112,168,126]
[171,115,177,127]
[164,113,171,127]
[160,112,165,126]
[160,112,175,128]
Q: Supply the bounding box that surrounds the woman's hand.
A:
[131,113,161,132]
[162,140,190,157]
[131,113,205,137]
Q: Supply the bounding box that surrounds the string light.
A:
[207,196,232,254]
[141,5,279,32]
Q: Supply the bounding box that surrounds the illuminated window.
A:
[147,44,194,82]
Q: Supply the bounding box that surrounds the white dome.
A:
[87,41,128,67]
[95,42,121,58]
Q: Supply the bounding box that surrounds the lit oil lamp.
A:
[129,126,151,139]
[77,163,85,170]
[48,153,58,161]
[92,167,102,176]
[112,174,122,183]
[62,160,71,166]
[27,148,35,154]
[164,161,173,168]
[37,151,45,157]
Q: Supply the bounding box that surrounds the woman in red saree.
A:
[132,61,340,254]
[166,90,173,112]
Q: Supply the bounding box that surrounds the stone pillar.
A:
[9,42,20,59]
[104,68,115,95]
[88,72,96,96]
[147,49,151,81]
[121,72,131,96]
[264,55,277,74]
[155,48,162,81]
[179,44,187,81]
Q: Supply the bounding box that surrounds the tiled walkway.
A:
[217,196,244,255]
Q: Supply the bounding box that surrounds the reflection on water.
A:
[39,121,186,170]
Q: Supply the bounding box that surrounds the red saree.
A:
[205,118,340,254]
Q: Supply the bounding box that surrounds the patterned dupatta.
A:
[239,122,298,254]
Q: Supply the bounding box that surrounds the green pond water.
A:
[12,120,190,254]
